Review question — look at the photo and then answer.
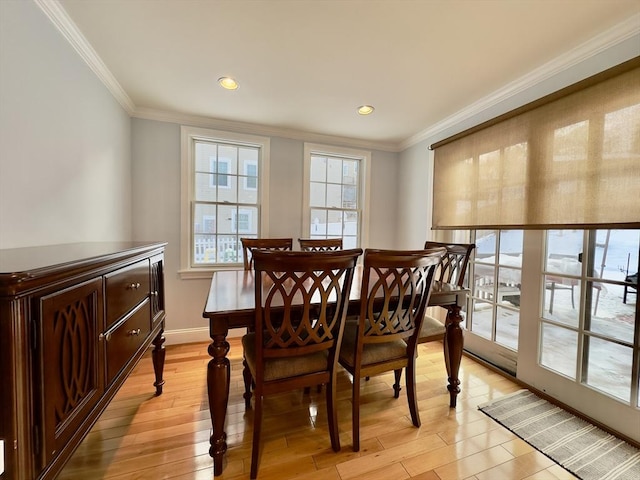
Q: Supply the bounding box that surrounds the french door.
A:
[463,228,639,441]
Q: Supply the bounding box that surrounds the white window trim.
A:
[180,126,270,278]
[302,142,371,249]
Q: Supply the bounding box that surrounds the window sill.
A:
[178,265,243,280]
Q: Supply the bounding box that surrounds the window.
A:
[540,229,639,404]
[302,143,370,249]
[469,229,523,352]
[181,126,270,274]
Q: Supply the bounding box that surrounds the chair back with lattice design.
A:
[424,241,475,288]
[253,248,362,368]
[357,248,444,347]
[298,238,343,252]
[240,237,293,270]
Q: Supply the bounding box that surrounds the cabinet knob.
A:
[99,332,112,342]
[151,291,158,297]
[127,328,141,336]
[128,282,141,290]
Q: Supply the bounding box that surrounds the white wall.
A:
[131,118,399,342]
[0,0,132,249]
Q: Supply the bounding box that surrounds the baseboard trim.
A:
[163,326,245,345]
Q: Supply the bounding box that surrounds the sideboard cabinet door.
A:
[35,277,105,473]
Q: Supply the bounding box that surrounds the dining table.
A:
[202,266,469,476]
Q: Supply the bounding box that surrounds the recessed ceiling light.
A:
[357,105,374,115]
[218,77,239,90]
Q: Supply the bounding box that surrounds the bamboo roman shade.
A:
[432,57,640,230]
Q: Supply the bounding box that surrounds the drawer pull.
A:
[128,282,141,290]
[99,332,112,342]
[127,328,141,336]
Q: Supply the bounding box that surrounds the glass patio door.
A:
[519,228,639,442]
[463,229,523,374]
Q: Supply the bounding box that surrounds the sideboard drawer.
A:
[105,299,151,384]
[105,259,150,328]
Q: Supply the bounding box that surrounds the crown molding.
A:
[37,0,638,154]
[35,0,135,114]
[400,13,640,151]
[132,107,401,152]
[38,0,397,151]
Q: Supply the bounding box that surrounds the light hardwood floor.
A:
[58,339,578,480]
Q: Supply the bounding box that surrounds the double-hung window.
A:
[181,126,270,273]
[302,143,370,249]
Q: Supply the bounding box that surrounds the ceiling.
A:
[53,0,639,150]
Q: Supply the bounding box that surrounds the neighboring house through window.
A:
[180,126,270,274]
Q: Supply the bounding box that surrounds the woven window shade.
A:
[432,57,640,230]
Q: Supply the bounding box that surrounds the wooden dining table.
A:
[202,266,469,476]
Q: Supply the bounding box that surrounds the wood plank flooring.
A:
[58,340,578,480]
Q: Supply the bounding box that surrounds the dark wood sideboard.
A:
[0,242,167,479]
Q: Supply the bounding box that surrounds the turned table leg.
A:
[443,305,464,408]
[151,329,166,395]
[208,331,230,476]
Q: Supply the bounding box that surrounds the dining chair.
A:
[338,247,444,452]
[242,248,362,479]
[417,241,475,343]
[298,238,343,252]
[240,237,293,270]
[297,237,346,393]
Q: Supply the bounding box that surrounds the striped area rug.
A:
[479,390,640,480]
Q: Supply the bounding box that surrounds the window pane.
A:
[310,182,326,207]
[540,323,577,379]
[216,236,240,264]
[593,229,639,282]
[476,230,497,257]
[495,306,518,350]
[343,160,358,185]
[217,174,237,203]
[343,236,357,249]
[193,234,216,264]
[543,275,580,327]
[239,146,258,168]
[343,185,357,209]
[326,184,342,208]
[546,230,583,274]
[194,203,216,234]
[236,207,258,235]
[238,177,258,203]
[310,156,326,182]
[344,211,358,236]
[471,298,492,339]
[544,229,583,326]
[327,157,342,183]
[474,264,495,300]
[585,337,632,402]
[217,204,236,235]
[218,145,238,174]
[589,229,638,343]
[327,210,342,235]
[310,209,327,235]
[195,142,216,172]
[497,267,521,307]
[195,173,217,201]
